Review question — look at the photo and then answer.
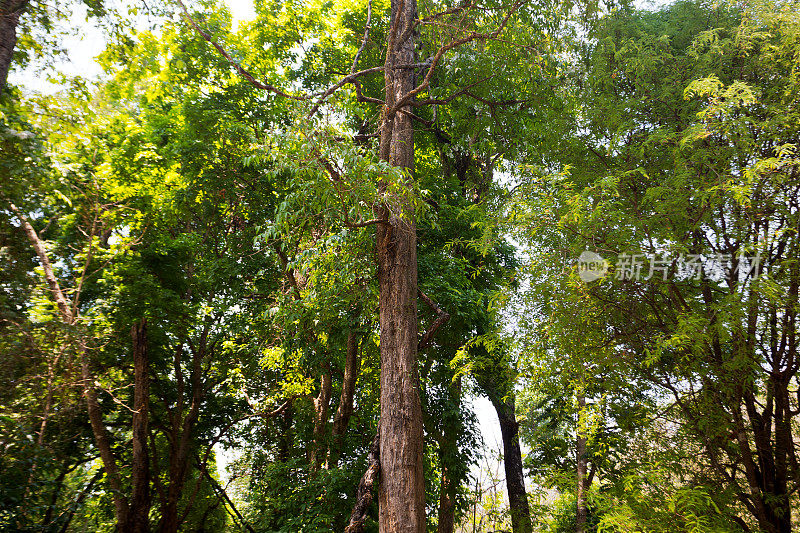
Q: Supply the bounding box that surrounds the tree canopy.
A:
[2,0,800,532]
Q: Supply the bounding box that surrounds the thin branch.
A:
[396,0,475,50]
[271,243,303,300]
[307,66,385,118]
[174,0,308,100]
[351,0,373,74]
[411,75,495,107]
[8,203,73,324]
[389,0,525,117]
[196,460,255,533]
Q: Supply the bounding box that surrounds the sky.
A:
[9,0,257,93]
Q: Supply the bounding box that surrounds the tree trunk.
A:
[126,319,152,532]
[80,342,129,525]
[328,331,360,469]
[157,339,205,533]
[0,0,27,93]
[375,0,426,529]
[576,393,587,533]
[436,464,455,533]
[278,403,294,463]
[309,364,332,471]
[492,396,532,533]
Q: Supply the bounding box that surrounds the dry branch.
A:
[418,290,450,351]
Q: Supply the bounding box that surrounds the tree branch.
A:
[8,203,72,323]
[196,460,255,533]
[308,66,385,118]
[344,432,381,533]
[174,0,308,100]
[351,0,372,74]
[418,290,451,351]
[389,0,525,117]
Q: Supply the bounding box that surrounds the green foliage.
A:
[5,0,800,530]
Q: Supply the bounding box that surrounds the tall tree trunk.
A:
[376,0,426,529]
[492,396,532,533]
[576,393,587,533]
[0,0,27,93]
[126,319,152,532]
[278,403,294,463]
[436,463,455,533]
[328,331,360,469]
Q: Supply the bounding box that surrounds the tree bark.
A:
[345,433,381,533]
[375,0,426,529]
[157,338,206,533]
[576,393,587,533]
[328,331,360,468]
[126,319,152,532]
[0,0,27,93]
[492,396,532,533]
[79,341,129,525]
[309,363,332,472]
[436,463,455,533]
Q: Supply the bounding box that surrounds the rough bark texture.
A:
[328,331,360,468]
[375,0,426,528]
[576,393,587,533]
[309,364,332,471]
[345,433,381,533]
[127,319,152,532]
[436,464,455,533]
[0,0,27,93]
[492,396,532,533]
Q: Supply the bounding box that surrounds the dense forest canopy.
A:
[1,0,800,531]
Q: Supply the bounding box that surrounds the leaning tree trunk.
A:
[375,0,426,528]
[328,331,360,469]
[492,396,532,533]
[0,0,27,93]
